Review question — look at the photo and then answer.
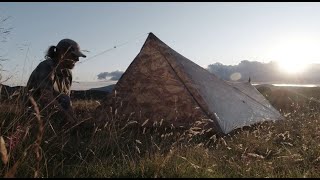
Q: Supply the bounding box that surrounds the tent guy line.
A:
[77,32,150,66]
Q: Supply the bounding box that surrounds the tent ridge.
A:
[151,40,223,133]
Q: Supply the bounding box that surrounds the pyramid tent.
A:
[100,32,283,134]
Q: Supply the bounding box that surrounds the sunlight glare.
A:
[277,60,308,74]
[267,33,317,74]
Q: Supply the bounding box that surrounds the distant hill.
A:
[70,84,115,100]
[0,84,24,101]
[0,83,111,101]
[70,90,109,100]
[71,80,117,92]
[89,84,115,92]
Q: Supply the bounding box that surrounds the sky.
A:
[1,2,320,86]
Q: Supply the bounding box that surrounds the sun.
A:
[277,59,308,74]
[267,33,317,74]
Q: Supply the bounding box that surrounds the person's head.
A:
[45,39,86,69]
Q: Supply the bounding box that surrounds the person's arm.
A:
[35,63,57,107]
[34,64,76,123]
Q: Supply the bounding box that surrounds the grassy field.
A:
[1,85,320,178]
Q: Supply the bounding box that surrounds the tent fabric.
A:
[99,32,283,134]
[226,81,279,113]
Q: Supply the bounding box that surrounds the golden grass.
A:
[0,136,8,165]
[0,86,320,177]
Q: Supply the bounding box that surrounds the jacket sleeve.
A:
[28,62,56,106]
[35,62,55,92]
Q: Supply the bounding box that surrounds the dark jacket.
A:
[25,57,72,110]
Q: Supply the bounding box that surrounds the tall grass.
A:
[1,86,320,177]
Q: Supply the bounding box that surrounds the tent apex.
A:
[147,32,159,40]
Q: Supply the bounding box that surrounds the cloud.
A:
[97,72,109,80]
[97,70,124,81]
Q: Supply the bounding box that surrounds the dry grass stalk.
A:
[0,136,8,165]
[29,96,43,178]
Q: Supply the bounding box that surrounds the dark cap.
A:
[56,38,86,58]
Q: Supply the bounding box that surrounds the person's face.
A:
[60,52,79,69]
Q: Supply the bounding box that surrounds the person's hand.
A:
[59,106,75,124]
[56,94,76,123]
[66,108,76,123]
